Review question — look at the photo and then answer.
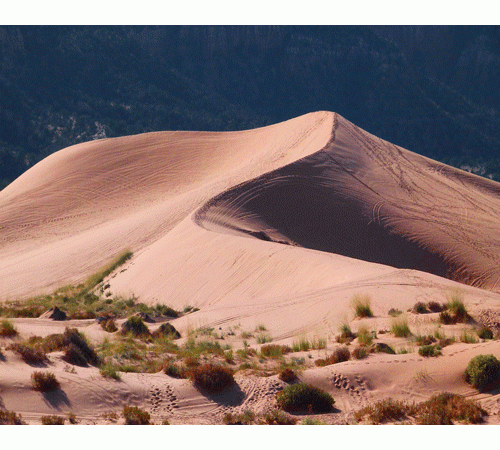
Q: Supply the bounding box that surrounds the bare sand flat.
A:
[2,111,500,424]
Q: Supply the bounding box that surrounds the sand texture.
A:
[2,111,500,424]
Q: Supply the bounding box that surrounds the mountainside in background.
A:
[1,25,500,189]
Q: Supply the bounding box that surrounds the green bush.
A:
[465,354,500,391]
[121,316,150,337]
[0,319,18,337]
[418,345,441,357]
[122,405,150,425]
[352,295,373,318]
[276,383,334,413]
[31,371,60,392]
[152,322,180,340]
[391,317,411,337]
[352,347,369,359]
[190,363,235,392]
[477,327,494,340]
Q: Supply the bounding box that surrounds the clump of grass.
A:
[260,344,291,358]
[301,417,326,425]
[99,363,121,380]
[122,405,150,425]
[336,322,355,344]
[0,319,18,337]
[391,317,411,338]
[352,347,369,360]
[41,415,65,425]
[0,410,26,425]
[190,363,235,393]
[62,328,99,366]
[315,346,350,367]
[388,308,402,317]
[256,333,272,344]
[356,324,373,346]
[352,295,373,318]
[240,331,253,339]
[276,383,335,413]
[152,323,181,340]
[7,343,47,365]
[354,398,411,424]
[465,354,500,391]
[279,368,297,383]
[222,410,256,425]
[413,302,428,314]
[416,393,486,424]
[418,344,442,357]
[440,293,469,324]
[427,301,445,313]
[100,318,118,333]
[414,334,436,346]
[84,250,133,292]
[164,362,188,379]
[121,316,150,337]
[255,324,267,332]
[477,327,493,340]
[31,371,60,392]
[262,409,297,425]
[460,329,478,344]
[291,337,311,352]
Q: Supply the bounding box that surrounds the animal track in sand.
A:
[148,382,178,416]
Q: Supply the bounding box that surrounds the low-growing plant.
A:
[41,415,65,425]
[0,319,18,337]
[164,362,188,379]
[427,301,444,313]
[460,329,478,344]
[260,344,291,358]
[352,346,369,359]
[100,318,118,333]
[123,405,150,424]
[256,333,272,344]
[152,322,181,340]
[292,337,311,352]
[416,393,486,424]
[222,410,256,425]
[477,327,494,340]
[301,417,326,425]
[391,317,411,338]
[356,325,373,346]
[315,346,350,367]
[31,371,60,392]
[465,354,500,391]
[262,409,297,425]
[8,343,47,365]
[414,334,436,346]
[440,294,469,324]
[99,363,121,380]
[354,398,411,424]
[190,363,235,392]
[352,295,373,318]
[0,410,26,425]
[276,382,335,413]
[418,344,441,357]
[413,302,428,314]
[121,316,150,337]
[388,308,402,317]
[279,367,297,383]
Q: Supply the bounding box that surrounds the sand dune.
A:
[2,111,500,424]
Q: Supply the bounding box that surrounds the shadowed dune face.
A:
[197,114,500,290]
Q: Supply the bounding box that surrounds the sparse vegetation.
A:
[0,319,18,337]
[388,308,402,317]
[122,405,150,425]
[459,329,478,344]
[465,354,500,391]
[262,409,297,425]
[352,295,373,318]
[354,398,410,423]
[152,323,181,340]
[260,344,291,358]
[256,333,272,344]
[315,346,350,367]
[279,367,297,383]
[427,301,445,313]
[301,417,326,425]
[41,415,65,425]
[7,343,47,365]
[336,323,355,343]
[190,363,235,392]
[477,327,494,340]
[31,371,60,392]
[440,293,469,324]
[0,410,26,425]
[352,346,369,359]
[413,302,428,314]
[391,317,411,338]
[418,344,442,357]
[276,382,335,413]
[121,316,150,337]
[223,410,256,425]
[356,324,373,346]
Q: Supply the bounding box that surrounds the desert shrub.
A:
[301,417,326,425]
[31,371,60,392]
[62,328,99,366]
[416,393,486,424]
[99,363,121,380]
[256,333,272,344]
[391,317,411,337]
[356,325,373,346]
[414,334,436,346]
[460,329,478,344]
[427,301,444,313]
[354,398,411,424]
[121,316,150,337]
[41,415,65,425]
[352,295,373,318]
[440,297,469,324]
[0,319,18,337]
[152,323,181,340]
[190,363,235,392]
[413,302,428,314]
[388,308,402,317]
[122,405,150,425]
[315,346,350,367]
[292,337,311,352]
[352,347,368,359]
[370,342,396,354]
[100,318,118,333]
[0,410,26,425]
[336,322,355,343]
[276,383,334,413]
[465,354,500,391]
[279,368,297,383]
[418,345,441,357]
[260,344,291,358]
[477,327,493,340]
[164,362,187,379]
[154,304,179,318]
[222,410,255,425]
[439,311,454,325]
[63,343,88,366]
[262,409,297,424]
[7,343,47,365]
[67,412,78,424]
